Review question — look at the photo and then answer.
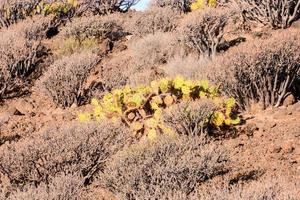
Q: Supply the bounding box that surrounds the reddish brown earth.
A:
[1,92,299,198]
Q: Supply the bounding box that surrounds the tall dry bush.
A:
[130,6,179,36]
[38,52,99,107]
[76,0,140,15]
[230,0,300,29]
[0,16,52,99]
[152,0,192,12]
[0,121,132,186]
[99,135,227,199]
[62,14,125,41]
[211,30,300,109]
[179,8,230,57]
[130,32,178,69]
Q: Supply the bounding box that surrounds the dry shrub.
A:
[5,174,87,200]
[152,0,192,12]
[0,121,132,186]
[53,37,99,57]
[62,14,125,41]
[76,0,140,16]
[130,6,179,36]
[99,135,227,199]
[165,54,211,79]
[196,175,299,200]
[0,17,51,99]
[211,30,300,110]
[163,100,217,137]
[130,32,178,69]
[230,0,300,29]
[179,8,230,57]
[98,53,133,91]
[38,52,99,107]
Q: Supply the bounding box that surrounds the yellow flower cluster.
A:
[191,0,217,11]
[78,76,240,140]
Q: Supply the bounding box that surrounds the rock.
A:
[283,94,296,107]
[269,144,281,153]
[0,113,10,125]
[282,141,294,154]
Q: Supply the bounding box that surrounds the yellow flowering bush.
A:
[78,76,240,139]
[191,0,217,11]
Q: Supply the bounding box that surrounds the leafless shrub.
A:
[165,54,211,79]
[0,121,132,186]
[99,135,227,199]
[130,32,178,69]
[196,175,299,200]
[163,100,217,137]
[179,8,230,57]
[38,52,99,107]
[98,53,133,91]
[6,174,88,200]
[62,14,125,41]
[130,6,179,36]
[152,0,192,12]
[211,30,300,110]
[0,17,50,99]
[230,0,300,29]
[76,0,140,16]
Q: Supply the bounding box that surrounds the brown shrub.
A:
[165,54,211,79]
[211,30,300,110]
[230,0,300,29]
[76,0,140,15]
[98,53,133,91]
[38,52,99,107]
[196,175,299,200]
[62,14,125,41]
[0,121,132,186]
[5,174,87,200]
[99,135,228,199]
[163,100,217,137]
[179,8,230,57]
[0,17,51,99]
[130,6,179,36]
[152,0,192,12]
[130,32,178,69]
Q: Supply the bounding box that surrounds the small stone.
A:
[283,94,296,107]
[269,144,281,153]
[281,141,294,154]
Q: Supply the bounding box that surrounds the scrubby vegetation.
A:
[1,0,300,199]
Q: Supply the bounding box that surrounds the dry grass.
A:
[0,121,132,186]
[211,29,300,110]
[99,135,227,199]
[38,52,99,107]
